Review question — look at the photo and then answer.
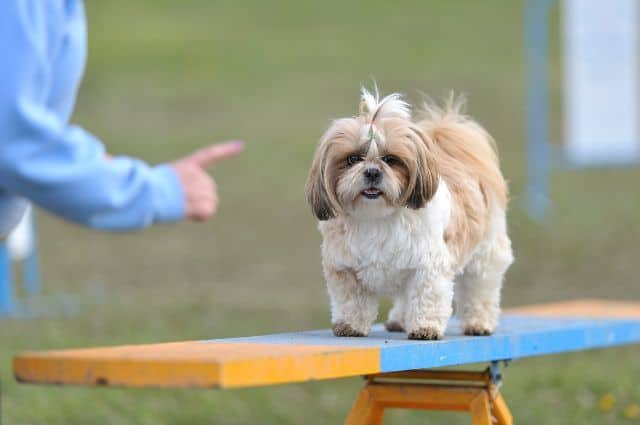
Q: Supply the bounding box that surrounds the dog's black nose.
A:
[364,168,382,183]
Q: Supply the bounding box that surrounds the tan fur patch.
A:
[417,96,507,267]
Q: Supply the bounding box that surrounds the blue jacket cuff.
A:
[149,164,185,223]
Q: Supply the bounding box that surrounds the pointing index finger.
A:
[190,141,245,168]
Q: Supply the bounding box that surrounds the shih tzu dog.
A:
[305,88,513,340]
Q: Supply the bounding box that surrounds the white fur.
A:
[360,87,411,122]
[320,180,457,335]
[319,180,513,338]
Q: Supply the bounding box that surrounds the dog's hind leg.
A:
[385,295,406,332]
[455,233,513,336]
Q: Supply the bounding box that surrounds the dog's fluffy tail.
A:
[417,94,508,209]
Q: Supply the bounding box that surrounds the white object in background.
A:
[563,0,640,166]
[7,204,34,262]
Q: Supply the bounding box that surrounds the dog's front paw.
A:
[332,321,367,337]
[407,326,443,340]
[384,320,405,332]
[463,324,494,336]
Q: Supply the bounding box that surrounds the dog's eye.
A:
[381,155,399,166]
[347,155,363,166]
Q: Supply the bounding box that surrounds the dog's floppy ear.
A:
[305,146,336,220]
[406,128,439,209]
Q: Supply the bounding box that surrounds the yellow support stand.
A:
[344,368,513,425]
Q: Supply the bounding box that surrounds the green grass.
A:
[3,1,640,424]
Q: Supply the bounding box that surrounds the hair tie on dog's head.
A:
[360,86,410,146]
[367,123,379,143]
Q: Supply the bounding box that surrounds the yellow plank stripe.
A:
[13,342,380,389]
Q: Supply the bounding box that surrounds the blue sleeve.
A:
[0,0,185,231]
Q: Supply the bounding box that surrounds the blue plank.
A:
[378,316,640,372]
[203,315,640,371]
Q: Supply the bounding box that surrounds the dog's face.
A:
[306,91,439,220]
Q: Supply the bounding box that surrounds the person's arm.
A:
[0,1,241,231]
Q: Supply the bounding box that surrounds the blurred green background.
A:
[3,1,640,424]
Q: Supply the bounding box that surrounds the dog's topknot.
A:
[359,86,411,124]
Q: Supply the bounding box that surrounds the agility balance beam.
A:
[13,299,640,424]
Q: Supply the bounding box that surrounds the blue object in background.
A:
[0,212,41,318]
[524,0,554,221]
[524,0,640,221]
[0,243,13,316]
[21,214,41,296]
[23,242,41,297]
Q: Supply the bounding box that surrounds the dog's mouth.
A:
[361,188,383,199]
